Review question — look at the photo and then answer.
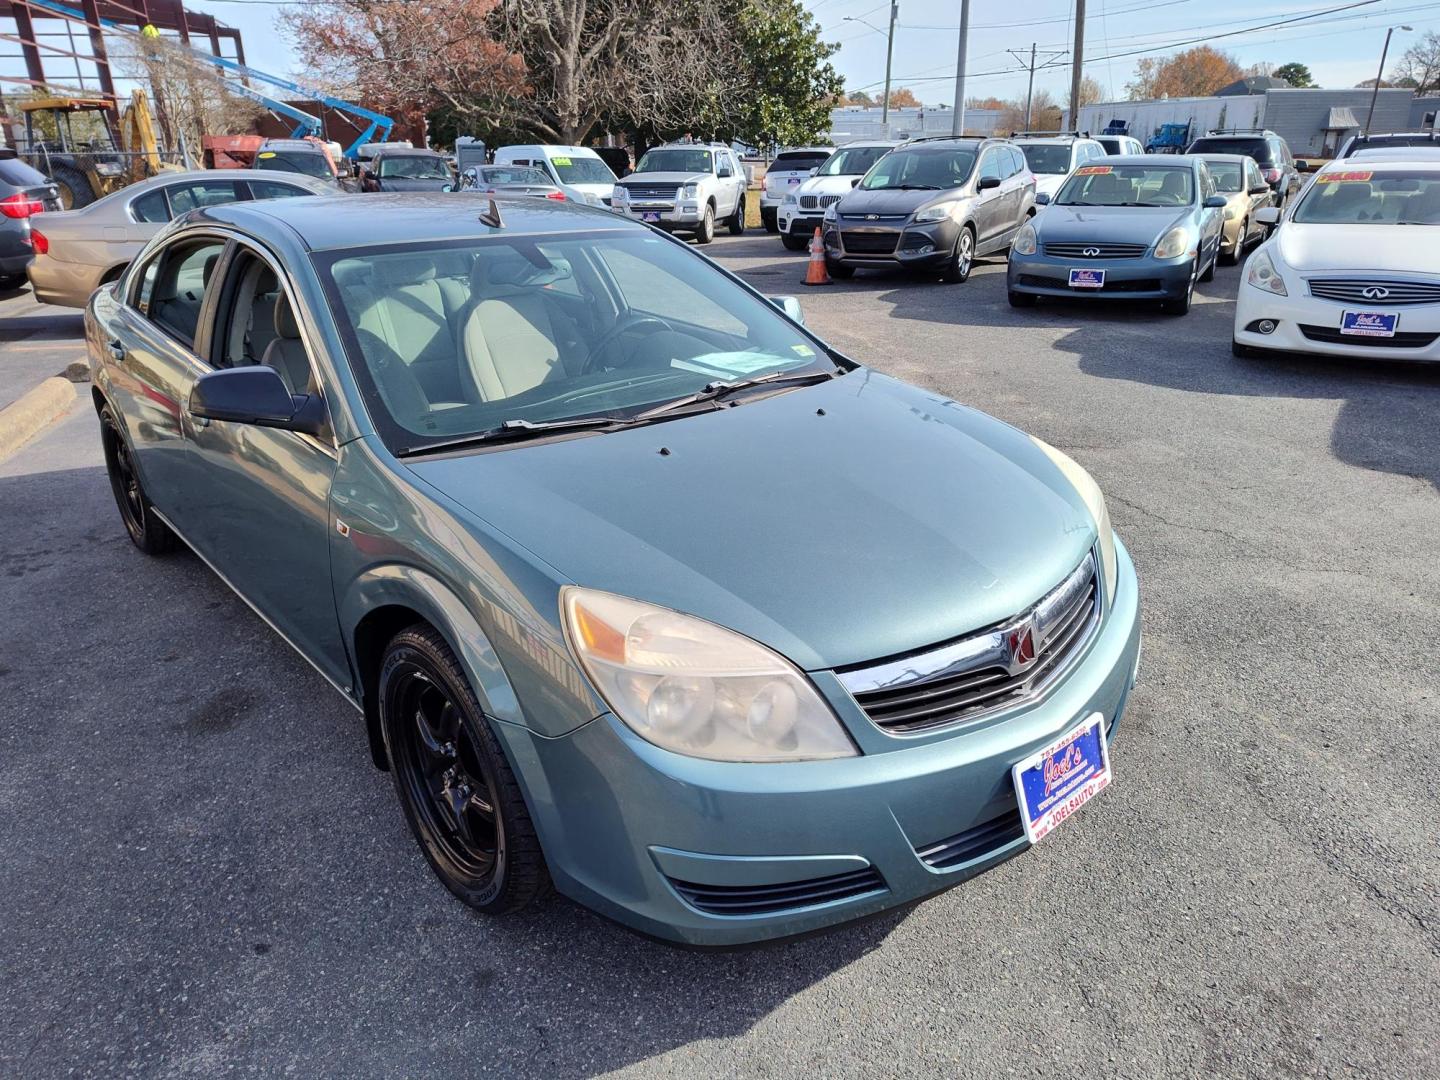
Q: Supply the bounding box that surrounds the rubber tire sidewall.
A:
[694,205,715,245]
[50,164,95,210]
[826,259,855,279]
[379,625,550,915]
[1008,289,1038,308]
[100,405,176,556]
[782,232,808,252]
[941,227,975,284]
[728,193,745,235]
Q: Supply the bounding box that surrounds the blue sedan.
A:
[1007,155,1227,314]
[85,193,1140,947]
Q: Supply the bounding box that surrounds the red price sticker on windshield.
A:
[1316,170,1373,183]
[1075,165,1113,175]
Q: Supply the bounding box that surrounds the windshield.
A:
[818,145,891,176]
[378,155,451,180]
[1020,144,1072,174]
[772,152,829,173]
[318,231,833,452]
[256,150,332,180]
[1206,161,1245,192]
[550,154,616,184]
[1056,164,1195,206]
[1189,138,1271,163]
[858,147,976,190]
[635,149,712,174]
[1292,170,1440,224]
[480,166,552,186]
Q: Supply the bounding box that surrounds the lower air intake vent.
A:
[669,866,885,916]
[915,808,1026,869]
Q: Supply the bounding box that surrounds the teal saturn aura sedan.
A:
[85,193,1140,947]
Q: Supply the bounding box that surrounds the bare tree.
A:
[111,33,263,156]
[1391,30,1440,94]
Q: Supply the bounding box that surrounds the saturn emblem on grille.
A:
[1007,620,1038,671]
[1362,286,1390,299]
[1082,247,1101,257]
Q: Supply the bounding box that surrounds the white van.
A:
[491,145,617,206]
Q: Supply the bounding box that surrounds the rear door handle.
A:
[107,339,126,362]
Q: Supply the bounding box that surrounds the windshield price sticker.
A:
[551,156,572,166]
[1317,170,1373,183]
[1075,165,1113,175]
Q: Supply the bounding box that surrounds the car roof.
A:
[1194,153,1255,163]
[774,147,832,155]
[198,191,633,251]
[1101,154,1197,167]
[836,140,900,148]
[1348,147,1440,160]
[1319,156,1440,172]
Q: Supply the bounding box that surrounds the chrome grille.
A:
[623,182,680,202]
[1043,242,1149,259]
[800,194,842,210]
[839,553,1100,735]
[1307,278,1440,305]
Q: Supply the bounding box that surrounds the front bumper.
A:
[1008,249,1193,300]
[613,202,707,229]
[1234,280,1440,362]
[822,218,961,271]
[777,205,825,237]
[495,541,1142,947]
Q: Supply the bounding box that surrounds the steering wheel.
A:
[580,312,675,373]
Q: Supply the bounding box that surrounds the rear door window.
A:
[167,181,241,216]
[137,238,228,349]
[131,188,170,223]
[244,180,312,201]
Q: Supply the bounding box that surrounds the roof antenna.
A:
[479,195,504,229]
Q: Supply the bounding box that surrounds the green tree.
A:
[729,0,843,147]
[1272,62,1315,88]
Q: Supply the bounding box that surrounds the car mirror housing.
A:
[768,295,805,324]
[718,165,733,178]
[1254,206,1281,226]
[851,177,861,188]
[1203,194,1227,208]
[977,175,1001,190]
[1249,185,1271,195]
[189,366,325,436]
[1034,192,1051,205]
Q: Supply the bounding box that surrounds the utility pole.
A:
[1366,25,1413,132]
[950,0,971,136]
[1007,43,1068,131]
[1068,0,1086,133]
[882,1,899,132]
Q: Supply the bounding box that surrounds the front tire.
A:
[1161,258,1197,315]
[694,204,715,245]
[825,258,855,279]
[380,625,550,915]
[941,227,976,284]
[1008,289,1038,308]
[100,405,176,556]
[0,272,25,291]
[781,231,808,252]
[727,194,745,236]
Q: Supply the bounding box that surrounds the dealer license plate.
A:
[1069,268,1105,289]
[642,212,660,223]
[1011,712,1112,844]
[1341,310,1397,337]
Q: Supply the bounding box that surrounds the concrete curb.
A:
[0,376,77,462]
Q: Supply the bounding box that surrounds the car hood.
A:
[1035,203,1189,246]
[1034,174,1068,196]
[376,178,452,192]
[1275,222,1431,274]
[837,188,958,216]
[797,175,860,197]
[405,373,1096,672]
[620,172,707,186]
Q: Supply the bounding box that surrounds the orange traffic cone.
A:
[803,227,831,286]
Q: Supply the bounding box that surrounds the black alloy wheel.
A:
[380,625,549,914]
[100,405,175,555]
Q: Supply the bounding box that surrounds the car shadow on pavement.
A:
[0,459,905,1077]
[874,268,1440,493]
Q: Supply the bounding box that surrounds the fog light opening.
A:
[1246,319,1278,335]
[915,243,935,255]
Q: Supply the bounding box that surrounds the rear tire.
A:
[49,164,95,210]
[727,194,745,236]
[380,624,551,915]
[1008,289,1038,308]
[762,207,778,233]
[694,204,715,245]
[100,405,176,556]
[781,232,809,252]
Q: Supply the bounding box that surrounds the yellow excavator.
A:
[18,89,175,208]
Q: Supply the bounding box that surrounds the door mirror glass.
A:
[1254,206,1280,225]
[977,175,1002,191]
[768,295,804,324]
[1203,194,1227,208]
[1034,191,1051,205]
[189,366,320,433]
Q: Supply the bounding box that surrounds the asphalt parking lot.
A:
[2,236,1438,1078]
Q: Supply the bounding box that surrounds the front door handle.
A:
[107,339,126,362]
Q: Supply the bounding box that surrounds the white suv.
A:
[1010,133,1108,199]
[612,143,747,244]
[760,148,832,233]
[776,141,898,250]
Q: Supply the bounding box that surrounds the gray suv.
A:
[822,137,1036,283]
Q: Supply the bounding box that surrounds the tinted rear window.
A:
[773,153,829,171]
[0,158,48,188]
[1188,138,1272,162]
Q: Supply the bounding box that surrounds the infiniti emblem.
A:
[1362,286,1391,299]
[1082,247,1101,257]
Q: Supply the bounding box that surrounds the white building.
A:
[827,105,1003,143]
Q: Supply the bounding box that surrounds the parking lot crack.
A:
[1106,493,1251,548]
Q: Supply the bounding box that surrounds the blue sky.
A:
[186,0,1440,107]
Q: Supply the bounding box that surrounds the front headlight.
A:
[1012,222,1038,255]
[1153,226,1190,260]
[562,588,857,762]
[913,200,958,223]
[680,183,698,200]
[823,203,838,221]
[1029,438,1119,608]
[1245,247,1288,296]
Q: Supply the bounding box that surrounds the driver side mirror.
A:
[1034,192,1051,205]
[718,164,733,178]
[189,366,325,436]
[977,175,1001,190]
[1254,206,1281,226]
[850,177,861,188]
[768,295,805,324]
[1203,194,1227,208]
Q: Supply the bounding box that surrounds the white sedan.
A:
[1233,158,1440,362]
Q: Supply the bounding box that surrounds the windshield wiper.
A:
[396,414,635,457]
[637,369,841,420]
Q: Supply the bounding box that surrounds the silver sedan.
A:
[27,169,333,308]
